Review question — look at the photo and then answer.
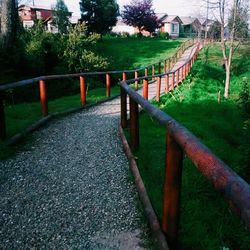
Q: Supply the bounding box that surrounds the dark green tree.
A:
[228,5,249,39]
[52,0,71,34]
[79,0,119,38]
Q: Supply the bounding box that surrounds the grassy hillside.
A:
[96,36,182,70]
[134,41,250,249]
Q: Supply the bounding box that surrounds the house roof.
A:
[19,4,51,11]
[199,18,215,26]
[156,13,168,21]
[180,16,201,26]
[161,15,182,24]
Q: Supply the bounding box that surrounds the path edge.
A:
[3,95,119,146]
[118,125,169,250]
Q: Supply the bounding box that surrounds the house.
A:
[18,5,78,32]
[158,14,182,38]
[18,5,53,29]
[199,18,216,35]
[179,16,201,37]
[111,17,136,35]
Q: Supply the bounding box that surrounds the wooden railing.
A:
[119,40,250,246]
[0,38,198,141]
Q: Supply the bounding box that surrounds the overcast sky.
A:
[23,0,205,17]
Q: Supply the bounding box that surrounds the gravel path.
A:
[0,98,153,249]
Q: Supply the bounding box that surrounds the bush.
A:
[158,31,169,39]
[63,24,109,72]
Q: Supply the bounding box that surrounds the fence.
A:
[119,40,250,246]
[0,39,198,141]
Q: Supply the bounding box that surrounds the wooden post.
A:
[106,73,111,97]
[168,58,171,71]
[165,74,169,93]
[176,69,179,84]
[164,59,167,73]
[156,76,161,102]
[123,72,126,81]
[120,86,127,128]
[80,76,86,106]
[135,71,139,90]
[145,67,148,77]
[130,97,139,150]
[152,64,155,79]
[162,132,183,246]
[143,79,149,100]
[39,80,48,116]
[172,72,175,89]
[0,94,6,141]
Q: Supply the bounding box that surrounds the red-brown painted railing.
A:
[0,38,198,141]
[119,40,250,246]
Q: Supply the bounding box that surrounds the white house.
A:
[111,18,135,35]
[158,14,182,37]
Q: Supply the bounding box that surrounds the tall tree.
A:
[228,4,249,38]
[0,0,17,49]
[121,0,159,35]
[79,0,119,38]
[52,0,71,34]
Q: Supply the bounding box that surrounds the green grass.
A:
[133,42,250,249]
[96,37,183,70]
[4,86,120,139]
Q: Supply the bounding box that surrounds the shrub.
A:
[63,24,109,72]
[158,31,169,39]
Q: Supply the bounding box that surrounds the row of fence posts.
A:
[0,39,196,142]
[120,43,200,247]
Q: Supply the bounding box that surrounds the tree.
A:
[79,0,119,38]
[206,0,248,98]
[52,0,71,34]
[121,0,159,35]
[63,24,109,72]
[0,0,17,49]
[228,4,249,38]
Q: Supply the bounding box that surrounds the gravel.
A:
[0,98,154,249]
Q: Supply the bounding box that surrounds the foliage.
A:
[208,21,221,39]
[158,31,169,39]
[121,0,159,34]
[63,24,109,72]
[228,4,249,38]
[23,21,62,75]
[52,0,71,34]
[79,0,119,36]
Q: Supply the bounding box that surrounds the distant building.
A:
[18,5,79,32]
[158,14,182,38]
[179,16,202,37]
[111,17,135,35]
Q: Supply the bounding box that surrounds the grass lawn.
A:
[96,36,183,70]
[132,41,250,249]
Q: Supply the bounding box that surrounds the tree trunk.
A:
[0,0,17,50]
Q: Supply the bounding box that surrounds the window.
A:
[171,23,178,34]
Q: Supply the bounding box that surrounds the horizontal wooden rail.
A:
[119,79,250,237]
[0,39,205,141]
[119,38,250,246]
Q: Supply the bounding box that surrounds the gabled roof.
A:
[161,15,182,24]
[180,16,201,26]
[19,4,52,11]
[199,18,215,26]
[156,13,168,21]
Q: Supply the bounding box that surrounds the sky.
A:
[22,0,205,17]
